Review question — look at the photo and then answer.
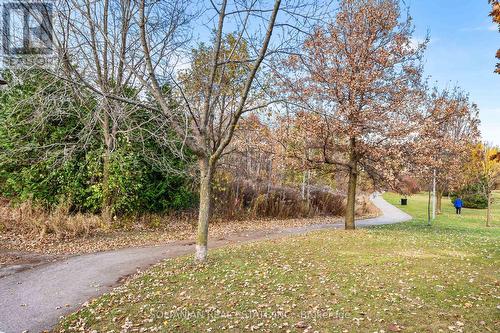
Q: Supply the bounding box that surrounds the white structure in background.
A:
[432,168,437,220]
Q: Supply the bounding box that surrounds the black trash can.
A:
[401,198,407,206]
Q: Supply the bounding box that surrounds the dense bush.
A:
[450,193,487,209]
[450,182,488,209]
[0,70,197,217]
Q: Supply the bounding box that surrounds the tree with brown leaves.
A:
[278,0,426,229]
[414,88,481,214]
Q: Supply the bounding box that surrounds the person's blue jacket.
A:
[454,198,463,208]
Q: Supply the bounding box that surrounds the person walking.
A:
[454,196,463,215]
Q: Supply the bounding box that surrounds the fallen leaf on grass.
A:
[388,323,401,332]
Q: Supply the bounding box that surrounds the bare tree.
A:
[42,0,195,219]
[42,0,327,261]
[132,0,329,261]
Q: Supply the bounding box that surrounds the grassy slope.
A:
[57,193,499,333]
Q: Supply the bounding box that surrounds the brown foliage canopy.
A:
[277,0,426,191]
[412,88,480,191]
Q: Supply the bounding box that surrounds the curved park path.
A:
[0,194,411,333]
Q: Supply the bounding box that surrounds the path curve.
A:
[0,193,411,333]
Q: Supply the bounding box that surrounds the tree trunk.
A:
[306,169,311,206]
[345,165,357,230]
[436,190,443,215]
[101,108,113,223]
[301,170,306,200]
[102,149,112,222]
[345,138,357,230]
[486,191,492,227]
[196,158,214,262]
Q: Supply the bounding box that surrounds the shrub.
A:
[355,195,381,217]
[450,193,487,209]
[0,70,197,217]
[451,181,488,209]
[309,187,346,216]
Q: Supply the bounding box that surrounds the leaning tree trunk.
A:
[486,190,492,227]
[196,158,214,262]
[345,138,358,230]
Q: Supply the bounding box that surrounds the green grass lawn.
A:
[57,193,500,333]
[385,191,500,229]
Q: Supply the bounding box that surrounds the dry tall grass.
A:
[0,180,377,240]
[0,199,104,239]
[213,180,347,220]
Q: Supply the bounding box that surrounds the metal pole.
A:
[427,189,431,226]
[432,169,436,220]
